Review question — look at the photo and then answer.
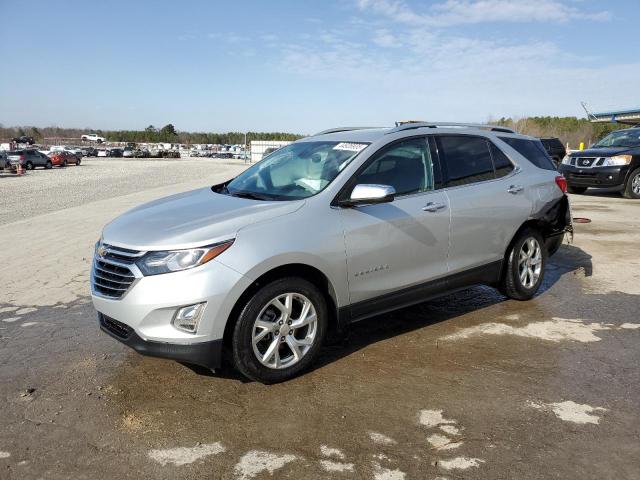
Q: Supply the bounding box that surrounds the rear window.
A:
[499,137,556,170]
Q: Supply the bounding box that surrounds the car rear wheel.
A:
[622,168,640,199]
[76,159,81,166]
[25,161,33,170]
[499,228,546,301]
[567,185,587,194]
[62,160,67,167]
[231,277,327,383]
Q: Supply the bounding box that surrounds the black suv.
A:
[558,127,640,199]
[539,137,566,167]
[12,135,35,145]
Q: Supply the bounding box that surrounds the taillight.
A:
[555,175,567,193]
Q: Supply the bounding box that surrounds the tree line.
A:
[490,116,629,149]
[0,118,632,148]
[0,124,304,145]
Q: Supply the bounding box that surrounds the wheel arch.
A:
[222,262,340,352]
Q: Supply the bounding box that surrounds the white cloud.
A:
[357,0,611,27]
[373,29,402,48]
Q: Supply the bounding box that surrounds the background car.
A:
[81,147,98,157]
[81,133,105,143]
[559,126,640,198]
[107,148,123,157]
[11,135,35,145]
[7,149,52,169]
[97,149,108,157]
[122,147,134,158]
[539,137,566,167]
[48,151,78,167]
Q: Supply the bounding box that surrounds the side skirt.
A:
[337,260,503,327]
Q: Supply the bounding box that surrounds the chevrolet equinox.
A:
[91,123,572,383]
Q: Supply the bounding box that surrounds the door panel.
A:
[339,136,449,305]
[340,191,450,304]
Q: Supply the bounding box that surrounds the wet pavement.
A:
[1,188,639,479]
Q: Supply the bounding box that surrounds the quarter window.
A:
[354,138,435,196]
[489,142,514,178]
[437,136,494,187]
[498,137,556,171]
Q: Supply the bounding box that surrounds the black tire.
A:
[62,160,67,167]
[499,228,547,301]
[567,185,587,194]
[76,159,81,166]
[45,160,52,169]
[546,234,564,257]
[622,167,640,199]
[231,277,327,384]
[25,161,34,170]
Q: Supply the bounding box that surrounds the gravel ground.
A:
[0,157,250,225]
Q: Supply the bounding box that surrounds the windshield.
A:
[224,141,368,200]
[592,129,640,148]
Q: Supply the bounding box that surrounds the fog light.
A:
[172,303,206,333]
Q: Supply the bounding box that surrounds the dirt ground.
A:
[0,164,638,480]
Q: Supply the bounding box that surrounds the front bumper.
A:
[99,313,223,368]
[91,256,252,368]
[559,164,629,188]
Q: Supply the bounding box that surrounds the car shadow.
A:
[184,243,592,382]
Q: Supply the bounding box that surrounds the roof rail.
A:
[386,122,516,135]
[313,127,378,136]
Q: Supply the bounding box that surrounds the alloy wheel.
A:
[518,237,542,289]
[251,293,318,369]
[632,173,640,195]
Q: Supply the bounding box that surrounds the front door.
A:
[339,137,450,308]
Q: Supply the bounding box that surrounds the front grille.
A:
[574,157,596,167]
[100,314,133,339]
[92,243,143,299]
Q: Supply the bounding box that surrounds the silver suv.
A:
[91,123,572,383]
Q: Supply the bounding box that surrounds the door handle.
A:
[422,201,446,212]
[507,185,524,194]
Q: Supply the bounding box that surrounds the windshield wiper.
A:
[229,190,274,201]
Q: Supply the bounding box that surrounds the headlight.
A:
[136,240,234,276]
[561,155,572,165]
[602,155,632,166]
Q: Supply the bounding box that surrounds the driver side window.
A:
[355,138,434,197]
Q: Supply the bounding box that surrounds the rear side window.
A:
[499,137,556,170]
[437,135,494,187]
[488,142,514,178]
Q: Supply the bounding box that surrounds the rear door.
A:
[435,134,532,274]
[339,136,450,308]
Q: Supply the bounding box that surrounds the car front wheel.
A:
[232,277,327,383]
[499,228,547,300]
[622,168,640,199]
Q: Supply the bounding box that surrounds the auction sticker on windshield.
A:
[333,142,368,152]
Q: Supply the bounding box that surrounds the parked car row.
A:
[0,148,82,172]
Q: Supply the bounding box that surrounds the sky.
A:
[0,0,639,134]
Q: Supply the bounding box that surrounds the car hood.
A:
[102,187,304,251]
[569,146,636,157]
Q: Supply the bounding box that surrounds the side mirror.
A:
[341,184,396,207]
